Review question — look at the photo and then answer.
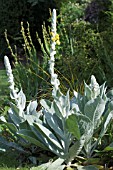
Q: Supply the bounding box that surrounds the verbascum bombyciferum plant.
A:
[1,9,113,169]
[0,9,83,163]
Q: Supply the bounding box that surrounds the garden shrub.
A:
[56,0,113,90]
[85,0,113,32]
[56,0,100,89]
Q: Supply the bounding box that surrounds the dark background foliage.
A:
[0,0,56,60]
[84,0,113,31]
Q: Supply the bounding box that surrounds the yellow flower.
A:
[55,33,60,40]
[51,32,60,44]
[56,40,60,45]
[51,37,56,42]
[50,32,55,36]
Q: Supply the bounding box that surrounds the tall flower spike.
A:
[49,9,60,93]
[4,56,26,117]
[4,55,18,100]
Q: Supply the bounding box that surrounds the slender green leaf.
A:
[4,122,18,132]
[0,136,28,153]
[77,165,98,170]
[104,142,113,151]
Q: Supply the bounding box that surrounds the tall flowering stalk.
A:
[49,9,60,95]
[4,56,26,117]
[4,56,18,100]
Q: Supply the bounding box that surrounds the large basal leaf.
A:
[106,89,113,99]
[18,129,47,150]
[71,91,84,113]
[84,82,92,100]
[32,123,66,157]
[41,99,63,119]
[8,108,22,127]
[52,101,63,118]
[33,122,63,151]
[99,82,107,100]
[30,161,51,170]
[40,99,51,112]
[52,113,63,131]
[9,102,25,123]
[66,114,80,140]
[44,111,71,152]
[68,136,85,162]
[76,113,93,136]
[9,102,20,117]
[63,90,70,117]
[55,90,70,117]
[77,96,88,115]
[24,114,40,125]
[44,111,64,138]
[30,158,65,170]
[17,89,26,111]
[30,123,50,146]
[26,101,38,115]
[84,97,106,128]
[76,113,94,147]
[47,158,65,170]
[108,100,113,110]
[99,111,113,138]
